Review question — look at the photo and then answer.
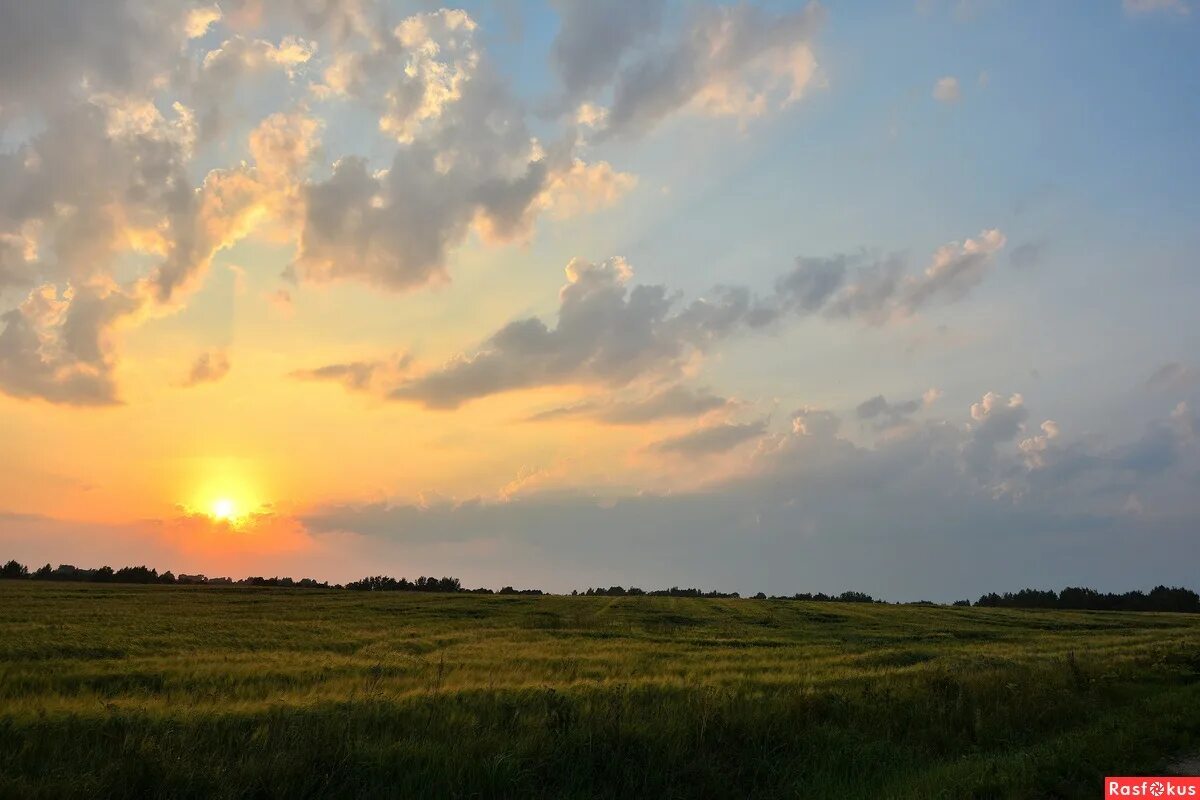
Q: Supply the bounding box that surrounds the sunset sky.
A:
[1,0,1197,598]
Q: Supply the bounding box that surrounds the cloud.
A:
[375,230,1005,409]
[0,283,136,405]
[0,4,634,404]
[776,229,1007,323]
[1019,420,1061,469]
[538,159,638,219]
[649,420,768,457]
[855,393,925,431]
[554,2,825,138]
[182,350,231,387]
[0,96,321,404]
[0,0,195,119]
[300,395,1200,598]
[189,34,317,139]
[291,354,412,393]
[1009,240,1047,270]
[293,8,633,292]
[529,384,732,425]
[1146,362,1199,393]
[186,5,223,38]
[550,0,666,105]
[790,406,841,438]
[933,76,961,104]
[902,229,1007,310]
[1123,0,1190,15]
[389,256,756,408]
[965,391,1029,473]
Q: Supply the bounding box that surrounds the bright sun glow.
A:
[211,498,237,520]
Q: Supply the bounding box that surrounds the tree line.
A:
[973,585,1200,613]
[0,561,329,588]
[2,559,1197,612]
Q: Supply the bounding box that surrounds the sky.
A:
[0,0,1197,600]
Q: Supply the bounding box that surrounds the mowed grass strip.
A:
[1,582,1198,799]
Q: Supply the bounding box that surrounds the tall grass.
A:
[2,583,1198,798]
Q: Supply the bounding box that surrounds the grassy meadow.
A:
[2,582,1199,798]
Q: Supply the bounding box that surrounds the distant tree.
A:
[113,566,158,584]
[93,566,114,583]
[1,560,28,579]
[752,592,767,600]
[952,600,971,607]
[33,564,52,580]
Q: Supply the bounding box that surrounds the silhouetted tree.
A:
[1,560,27,579]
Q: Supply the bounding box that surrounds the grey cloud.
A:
[1009,240,1048,270]
[386,231,1006,409]
[1146,362,1198,393]
[901,229,1007,311]
[773,255,851,314]
[855,394,921,425]
[0,0,193,119]
[964,391,1029,474]
[292,11,602,291]
[186,34,316,140]
[301,396,1200,599]
[790,406,841,438]
[390,257,765,408]
[550,0,665,105]
[0,284,138,406]
[182,350,231,387]
[290,354,412,393]
[649,419,768,457]
[529,384,730,425]
[600,3,826,138]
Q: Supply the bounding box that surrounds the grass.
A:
[2,582,1199,798]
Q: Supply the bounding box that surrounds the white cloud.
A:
[933,76,961,104]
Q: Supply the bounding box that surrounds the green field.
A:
[2,583,1199,799]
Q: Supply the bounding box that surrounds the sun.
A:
[210,498,237,521]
